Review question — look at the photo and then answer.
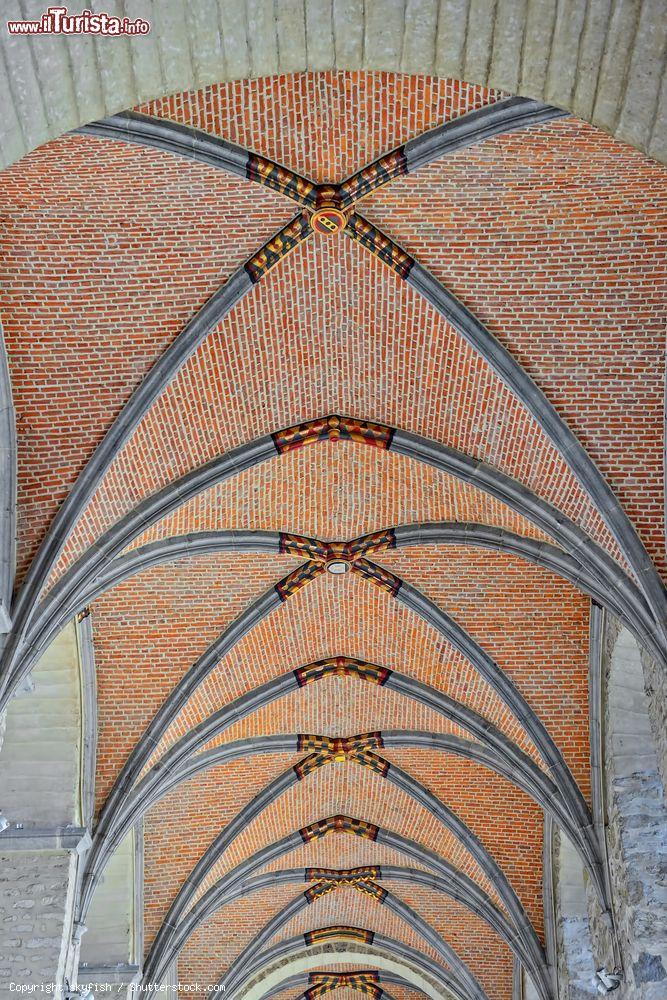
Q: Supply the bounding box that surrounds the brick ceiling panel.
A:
[381,750,544,932]
[195,763,499,906]
[380,884,514,1000]
[139,73,504,184]
[363,117,667,575]
[124,445,552,553]
[142,757,299,951]
[268,885,443,969]
[155,572,540,773]
[198,677,468,749]
[177,886,307,992]
[0,136,293,581]
[375,547,591,792]
[258,838,433,878]
[56,235,620,584]
[91,552,299,807]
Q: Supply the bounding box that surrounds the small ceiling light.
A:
[327,560,350,575]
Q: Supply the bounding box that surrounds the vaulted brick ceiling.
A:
[1,71,665,1000]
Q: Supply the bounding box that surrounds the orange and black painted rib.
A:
[299,815,380,843]
[304,926,375,946]
[344,215,414,280]
[275,560,325,601]
[245,214,312,283]
[350,558,402,597]
[339,148,408,206]
[294,657,392,688]
[273,414,394,453]
[246,154,317,207]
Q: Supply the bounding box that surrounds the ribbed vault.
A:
[0,62,665,1000]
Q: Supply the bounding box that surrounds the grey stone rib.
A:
[261,972,418,1000]
[384,888,540,1000]
[144,828,307,985]
[24,526,606,917]
[392,523,636,646]
[11,437,662,706]
[0,322,16,634]
[92,726,561,982]
[0,264,255,708]
[8,414,661,711]
[111,710,572,849]
[7,457,280,698]
[19,515,658,699]
[405,261,667,644]
[221,885,488,1000]
[86,526,625,640]
[166,870,468,994]
[402,96,567,171]
[389,433,663,660]
[75,96,563,215]
[75,110,252,179]
[137,720,598,980]
[79,732,300,919]
[147,756,535,987]
[386,761,547,989]
[141,765,539,986]
[393,571,593,828]
[86,667,603,926]
[231,933,470,1000]
[78,579,283,914]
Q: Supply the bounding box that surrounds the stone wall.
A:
[640,645,667,792]
[0,624,87,997]
[587,622,667,999]
[553,828,596,999]
[0,623,82,827]
[0,850,78,996]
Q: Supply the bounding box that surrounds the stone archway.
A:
[1,0,666,169]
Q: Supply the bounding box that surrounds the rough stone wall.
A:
[0,850,78,997]
[0,624,87,996]
[553,829,597,999]
[640,645,667,792]
[588,622,667,999]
